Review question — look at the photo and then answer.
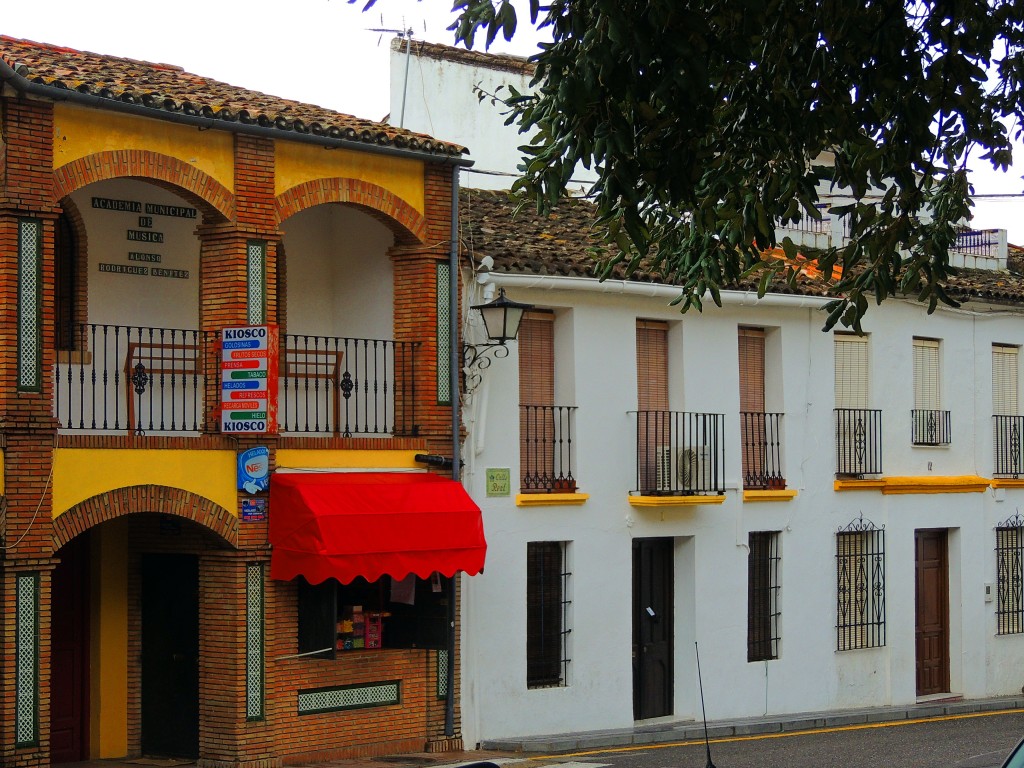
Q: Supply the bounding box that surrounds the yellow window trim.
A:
[516,493,590,507]
[990,478,1024,488]
[835,476,990,494]
[629,494,727,507]
[743,489,799,502]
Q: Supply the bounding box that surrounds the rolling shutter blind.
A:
[519,312,555,406]
[912,338,940,410]
[738,327,766,413]
[834,334,869,409]
[993,345,1019,416]
[636,320,669,410]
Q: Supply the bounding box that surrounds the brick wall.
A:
[0,85,468,767]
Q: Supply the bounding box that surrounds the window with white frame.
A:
[526,541,571,688]
[912,338,948,445]
[993,345,1022,477]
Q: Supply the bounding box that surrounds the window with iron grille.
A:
[527,541,571,688]
[836,517,886,651]
[996,513,1024,635]
[747,531,780,661]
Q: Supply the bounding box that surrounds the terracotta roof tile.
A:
[461,188,1024,307]
[0,36,466,157]
[393,38,535,77]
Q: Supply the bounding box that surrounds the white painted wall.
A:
[459,281,1024,746]
[391,46,597,193]
[280,204,394,340]
[73,179,199,329]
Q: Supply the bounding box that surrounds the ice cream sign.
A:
[220,325,279,434]
[238,446,270,494]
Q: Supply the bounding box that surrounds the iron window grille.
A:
[748,531,781,661]
[911,409,951,446]
[740,412,786,489]
[834,408,883,477]
[526,541,571,688]
[993,415,1024,478]
[520,404,578,492]
[633,410,726,495]
[836,516,886,651]
[996,513,1024,635]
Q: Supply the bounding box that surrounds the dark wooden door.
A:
[915,529,950,696]
[633,538,674,720]
[51,534,90,763]
[141,554,199,758]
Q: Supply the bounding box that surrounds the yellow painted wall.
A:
[52,449,237,518]
[53,103,235,193]
[90,525,128,758]
[276,449,423,470]
[276,142,424,213]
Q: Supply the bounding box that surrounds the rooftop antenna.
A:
[367,16,423,128]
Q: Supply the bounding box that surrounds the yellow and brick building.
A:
[0,36,479,767]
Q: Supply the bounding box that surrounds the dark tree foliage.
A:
[364,0,1024,329]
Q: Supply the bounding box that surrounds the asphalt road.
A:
[526,710,1024,768]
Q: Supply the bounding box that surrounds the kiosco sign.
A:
[220,325,279,434]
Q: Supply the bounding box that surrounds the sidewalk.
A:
[478,694,1024,754]
[79,695,1024,768]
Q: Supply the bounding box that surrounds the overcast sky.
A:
[4,0,1022,243]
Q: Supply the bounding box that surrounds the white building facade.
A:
[392,40,1024,748]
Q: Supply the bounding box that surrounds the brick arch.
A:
[276,178,427,245]
[52,484,238,550]
[53,150,235,223]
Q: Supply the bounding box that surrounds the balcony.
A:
[54,324,419,437]
[778,212,1007,273]
[911,409,951,447]
[835,408,883,477]
[740,412,786,489]
[633,410,725,496]
[519,404,578,493]
[993,415,1024,478]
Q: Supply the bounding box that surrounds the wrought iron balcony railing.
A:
[740,411,786,490]
[993,415,1024,478]
[54,325,419,437]
[633,410,725,496]
[281,334,418,437]
[911,409,951,446]
[55,324,214,433]
[835,408,883,477]
[520,404,578,492]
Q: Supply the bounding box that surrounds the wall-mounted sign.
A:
[486,468,511,497]
[241,498,267,522]
[220,325,279,434]
[238,446,270,494]
[91,196,197,281]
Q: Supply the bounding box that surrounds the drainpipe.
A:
[446,164,461,737]
[0,58,473,169]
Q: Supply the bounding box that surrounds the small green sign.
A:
[486,468,511,497]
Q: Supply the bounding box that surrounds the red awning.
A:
[269,472,486,585]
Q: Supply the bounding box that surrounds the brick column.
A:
[197,135,280,432]
[197,550,279,768]
[0,559,58,768]
[0,98,61,429]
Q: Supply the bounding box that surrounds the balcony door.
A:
[636,320,669,493]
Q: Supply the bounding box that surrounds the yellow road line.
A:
[525,707,1024,761]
